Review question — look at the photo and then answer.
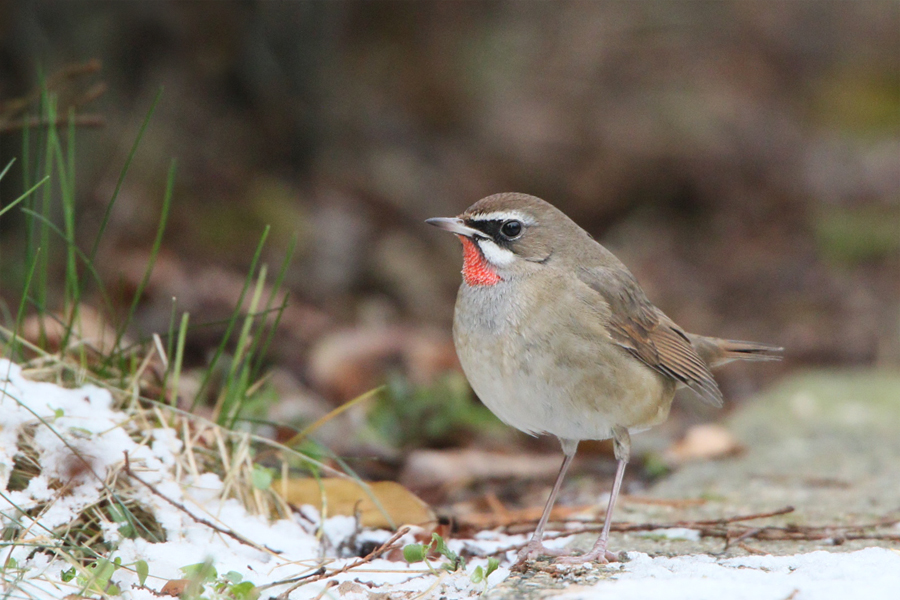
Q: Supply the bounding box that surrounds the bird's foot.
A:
[512,540,570,569]
[514,540,621,571]
[555,546,619,565]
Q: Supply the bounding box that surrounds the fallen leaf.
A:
[308,325,457,401]
[400,449,564,489]
[455,502,594,530]
[159,579,190,596]
[664,423,743,464]
[335,581,371,595]
[276,478,436,531]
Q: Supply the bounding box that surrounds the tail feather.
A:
[687,334,784,368]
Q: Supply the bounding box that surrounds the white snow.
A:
[1,358,897,599]
[556,548,900,600]
[0,359,504,599]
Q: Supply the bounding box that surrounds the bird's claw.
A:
[556,547,619,565]
[513,540,570,568]
[514,540,620,570]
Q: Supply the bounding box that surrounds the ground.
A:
[1,360,898,599]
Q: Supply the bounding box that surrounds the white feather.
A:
[477,239,516,266]
[469,210,535,226]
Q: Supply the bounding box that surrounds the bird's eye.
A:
[500,220,523,238]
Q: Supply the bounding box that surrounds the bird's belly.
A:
[453,286,674,441]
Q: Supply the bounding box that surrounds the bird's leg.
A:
[558,427,630,564]
[514,439,578,565]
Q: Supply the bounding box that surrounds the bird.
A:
[426,192,782,566]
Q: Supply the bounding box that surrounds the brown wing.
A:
[578,266,723,407]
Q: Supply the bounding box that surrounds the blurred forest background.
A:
[0,2,897,503]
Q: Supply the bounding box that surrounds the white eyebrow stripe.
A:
[468,211,535,225]
[476,238,516,266]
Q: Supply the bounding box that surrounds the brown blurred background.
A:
[0,1,898,497]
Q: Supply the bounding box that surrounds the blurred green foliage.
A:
[369,371,505,449]
[812,68,900,135]
[814,206,900,265]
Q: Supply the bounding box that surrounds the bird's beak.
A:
[425,217,484,239]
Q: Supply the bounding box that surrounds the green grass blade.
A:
[4,248,40,362]
[112,158,176,355]
[86,88,162,265]
[70,87,163,339]
[191,226,270,413]
[250,292,289,384]
[18,208,114,319]
[0,157,14,182]
[219,264,268,427]
[23,99,47,281]
[169,312,189,406]
[0,175,49,220]
[22,117,31,192]
[0,171,47,331]
[58,108,80,353]
[160,297,179,394]
[36,92,57,333]
[65,110,78,301]
[250,233,297,381]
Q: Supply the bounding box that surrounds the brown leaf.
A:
[275,478,436,531]
[159,579,191,596]
[308,325,457,401]
[400,448,564,489]
[664,423,743,464]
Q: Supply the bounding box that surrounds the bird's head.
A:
[427,193,579,286]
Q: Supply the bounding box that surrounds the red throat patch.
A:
[459,236,502,286]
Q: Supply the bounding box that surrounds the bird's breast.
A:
[452,277,675,441]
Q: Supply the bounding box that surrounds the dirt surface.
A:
[486,370,900,597]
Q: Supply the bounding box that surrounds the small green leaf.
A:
[470,565,484,583]
[136,560,149,586]
[181,561,217,582]
[431,533,449,556]
[92,558,116,589]
[107,504,127,523]
[485,557,500,578]
[224,570,243,584]
[60,567,76,582]
[403,543,427,563]
[431,533,464,571]
[229,580,259,600]
[250,465,273,491]
[54,408,64,419]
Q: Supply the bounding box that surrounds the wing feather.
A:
[578,266,723,407]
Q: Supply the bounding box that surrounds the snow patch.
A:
[1,359,896,599]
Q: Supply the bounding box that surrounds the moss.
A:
[814,206,900,265]
[811,67,900,135]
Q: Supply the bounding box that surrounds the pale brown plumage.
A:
[576,265,725,407]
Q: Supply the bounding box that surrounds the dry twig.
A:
[273,526,412,599]
[495,506,900,555]
[0,114,105,133]
[122,451,273,555]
